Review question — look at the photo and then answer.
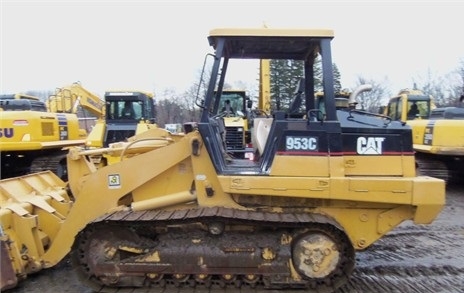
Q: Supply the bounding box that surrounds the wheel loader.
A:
[0,27,445,293]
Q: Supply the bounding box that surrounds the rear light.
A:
[13,120,29,126]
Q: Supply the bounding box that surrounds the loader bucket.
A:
[0,171,70,290]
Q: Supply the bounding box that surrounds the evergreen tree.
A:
[269,57,341,112]
[269,59,303,111]
[333,63,342,93]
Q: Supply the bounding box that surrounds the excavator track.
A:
[415,153,449,181]
[29,152,68,180]
[71,207,355,293]
[415,152,463,183]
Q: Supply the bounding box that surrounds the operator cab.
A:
[197,28,339,175]
[104,91,156,146]
[214,90,251,118]
[385,89,434,121]
[107,95,147,122]
[196,27,411,177]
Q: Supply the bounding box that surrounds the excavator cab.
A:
[385,89,435,121]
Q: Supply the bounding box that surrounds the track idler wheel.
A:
[291,225,354,292]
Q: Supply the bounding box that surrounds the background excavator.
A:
[384,89,464,182]
[0,83,158,179]
[0,82,103,179]
[47,82,106,133]
[0,27,445,293]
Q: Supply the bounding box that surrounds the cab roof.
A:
[0,94,40,101]
[105,91,154,98]
[208,27,334,60]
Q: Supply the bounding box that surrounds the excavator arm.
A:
[47,82,105,119]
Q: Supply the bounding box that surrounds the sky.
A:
[1,0,464,100]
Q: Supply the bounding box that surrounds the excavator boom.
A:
[47,82,105,119]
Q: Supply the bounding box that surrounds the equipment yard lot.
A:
[8,183,463,293]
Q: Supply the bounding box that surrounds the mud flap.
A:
[0,238,17,291]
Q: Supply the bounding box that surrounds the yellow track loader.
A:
[0,27,445,293]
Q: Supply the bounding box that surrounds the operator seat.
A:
[252,117,273,156]
[407,103,419,119]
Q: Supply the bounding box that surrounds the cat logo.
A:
[357,137,385,155]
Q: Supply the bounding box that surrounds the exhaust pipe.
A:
[348,84,373,107]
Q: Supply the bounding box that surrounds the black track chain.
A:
[72,207,355,293]
[29,152,68,180]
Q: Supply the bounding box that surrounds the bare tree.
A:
[24,90,54,102]
[411,68,457,107]
[447,59,464,106]
[155,88,188,127]
[179,84,201,122]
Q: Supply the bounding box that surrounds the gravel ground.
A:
[6,183,463,293]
